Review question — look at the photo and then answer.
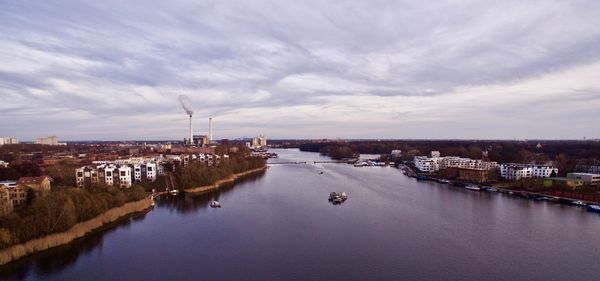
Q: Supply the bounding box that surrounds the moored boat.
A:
[571,200,587,206]
[210,201,221,208]
[587,204,600,213]
[464,184,481,191]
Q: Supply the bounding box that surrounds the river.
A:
[3,149,600,280]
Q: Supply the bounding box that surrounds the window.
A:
[147,167,153,171]
[120,171,126,176]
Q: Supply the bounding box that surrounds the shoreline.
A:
[184,166,267,194]
[0,198,153,266]
[400,164,600,204]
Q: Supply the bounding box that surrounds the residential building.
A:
[499,163,558,180]
[17,176,52,192]
[0,137,19,146]
[35,136,66,146]
[413,152,496,173]
[567,173,600,186]
[0,185,12,215]
[8,185,28,208]
[251,135,267,148]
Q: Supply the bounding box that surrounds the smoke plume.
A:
[178,95,194,115]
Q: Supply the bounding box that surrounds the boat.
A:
[210,201,221,208]
[571,200,587,206]
[438,179,451,184]
[319,171,324,175]
[328,192,348,204]
[481,186,497,192]
[464,184,481,191]
[169,189,179,195]
[587,204,600,213]
[416,176,428,181]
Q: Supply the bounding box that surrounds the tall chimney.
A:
[208,117,213,144]
[189,114,193,145]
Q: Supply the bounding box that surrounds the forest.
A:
[0,185,147,249]
[173,153,266,190]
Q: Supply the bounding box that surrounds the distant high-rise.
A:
[35,136,60,146]
[208,117,213,144]
[0,137,19,146]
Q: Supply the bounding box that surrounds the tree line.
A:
[173,154,266,190]
[0,185,147,249]
[298,140,600,174]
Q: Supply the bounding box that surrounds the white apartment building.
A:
[117,166,132,188]
[414,156,440,173]
[35,136,59,145]
[499,164,558,180]
[439,157,498,170]
[0,137,19,146]
[413,152,496,173]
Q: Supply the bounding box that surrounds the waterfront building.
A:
[499,164,558,180]
[413,152,497,173]
[0,160,9,168]
[251,135,268,148]
[414,156,440,173]
[567,173,600,186]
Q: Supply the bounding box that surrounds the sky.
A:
[1,0,600,141]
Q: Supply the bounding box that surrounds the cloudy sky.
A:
[1,0,599,141]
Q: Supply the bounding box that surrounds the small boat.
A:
[464,184,481,191]
[416,176,428,181]
[587,204,600,213]
[319,171,324,175]
[571,200,587,206]
[210,201,221,208]
[482,186,497,192]
[438,179,451,184]
[169,189,179,195]
[329,192,348,204]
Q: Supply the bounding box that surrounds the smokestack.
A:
[178,95,194,145]
[208,117,213,144]
[189,114,193,145]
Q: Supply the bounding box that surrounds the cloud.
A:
[0,0,599,140]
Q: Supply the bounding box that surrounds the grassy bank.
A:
[184,166,267,194]
[0,197,152,265]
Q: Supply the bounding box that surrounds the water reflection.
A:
[0,212,148,281]
[0,171,267,280]
[156,170,266,214]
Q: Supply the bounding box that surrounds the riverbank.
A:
[0,197,153,266]
[184,166,267,194]
[401,164,600,204]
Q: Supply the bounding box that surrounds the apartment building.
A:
[499,164,558,180]
[0,137,19,146]
[413,152,496,173]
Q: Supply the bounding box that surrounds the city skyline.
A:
[1,1,600,140]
